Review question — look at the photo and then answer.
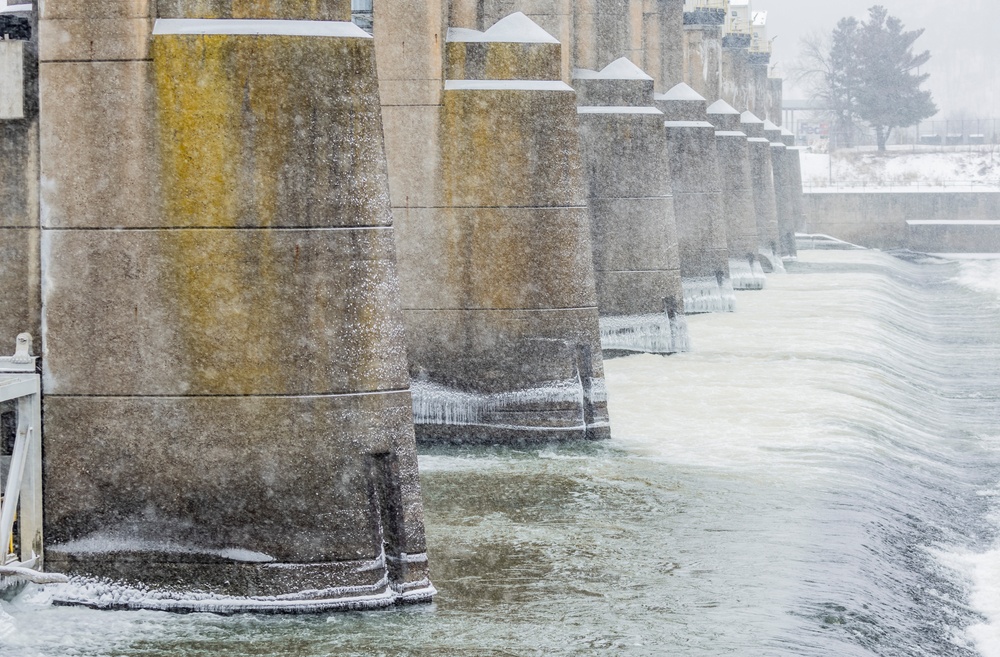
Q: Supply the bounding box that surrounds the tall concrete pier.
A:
[681,3,722,101]
[39,0,432,610]
[740,110,784,272]
[706,99,765,290]
[765,119,799,259]
[575,58,688,355]
[656,82,734,313]
[402,13,610,444]
[0,4,38,345]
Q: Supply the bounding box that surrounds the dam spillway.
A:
[7,249,1000,657]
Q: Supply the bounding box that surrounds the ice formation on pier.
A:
[599,313,691,354]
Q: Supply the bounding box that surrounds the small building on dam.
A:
[0,0,807,611]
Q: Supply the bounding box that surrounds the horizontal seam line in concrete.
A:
[40,225,394,231]
[402,306,598,312]
[41,59,153,64]
[44,389,412,399]
[390,205,588,210]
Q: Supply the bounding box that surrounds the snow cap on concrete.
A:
[763,119,781,131]
[447,12,559,44]
[656,82,705,102]
[740,110,764,124]
[707,99,740,115]
[574,58,652,80]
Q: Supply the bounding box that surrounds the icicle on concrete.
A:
[397,13,610,445]
[656,82,735,313]
[707,99,765,290]
[574,58,689,355]
[39,0,433,610]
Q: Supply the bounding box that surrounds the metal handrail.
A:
[0,334,64,585]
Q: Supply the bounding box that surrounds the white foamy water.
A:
[3,250,1000,656]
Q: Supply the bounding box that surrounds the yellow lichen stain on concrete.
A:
[441,89,533,311]
[153,33,291,394]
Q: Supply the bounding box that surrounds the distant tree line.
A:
[796,5,937,153]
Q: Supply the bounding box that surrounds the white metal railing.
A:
[804,180,1000,193]
[0,334,64,585]
[684,0,727,11]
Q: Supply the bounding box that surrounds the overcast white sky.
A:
[762,0,999,119]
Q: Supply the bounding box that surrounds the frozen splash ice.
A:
[46,571,436,614]
[682,277,736,313]
[758,247,786,273]
[411,376,606,431]
[599,313,690,354]
[729,258,766,291]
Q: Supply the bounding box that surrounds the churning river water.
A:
[3,249,1000,657]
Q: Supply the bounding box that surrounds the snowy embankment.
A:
[801,148,1000,192]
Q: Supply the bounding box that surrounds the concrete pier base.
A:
[575,58,688,355]
[656,82,733,313]
[403,14,610,444]
[707,99,765,290]
[40,4,431,609]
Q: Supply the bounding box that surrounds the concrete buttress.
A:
[574,57,689,354]
[655,82,734,313]
[39,0,433,611]
[401,12,610,444]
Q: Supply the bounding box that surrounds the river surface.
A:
[4,249,1000,657]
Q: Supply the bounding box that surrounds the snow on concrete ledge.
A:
[707,99,740,115]
[153,19,371,39]
[741,111,764,124]
[578,106,663,115]
[573,57,652,80]
[446,12,558,44]
[656,82,705,102]
[445,80,573,92]
[0,4,31,13]
[715,130,748,137]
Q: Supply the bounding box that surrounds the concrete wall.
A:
[0,10,39,347]
[38,0,432,609]
[804,192,1000,250]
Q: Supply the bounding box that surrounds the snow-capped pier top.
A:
[573,58,653,81]
[573,58,655,107]
[657,82,706,102]
[445,13,562,81]
[740,110,766,138]
[763,119,784,143]
[654,83,708,122]
[446,12,558,44]
[707,99,743,132]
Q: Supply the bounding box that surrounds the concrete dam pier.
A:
[37,0,432,611]
[0,0,806,610]
[575,57,689,355]
[403,13,610,445]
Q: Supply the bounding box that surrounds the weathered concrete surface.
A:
[804,192,1000,250]
[741,110,783,272]
[41,7,432,608]
[656,83,733,313]
[575,58,688,354]
[0,9,39,350]
[403,16,609,444]
[707,99,764,290]
[681,21,721,101]
[640,0,683,92]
